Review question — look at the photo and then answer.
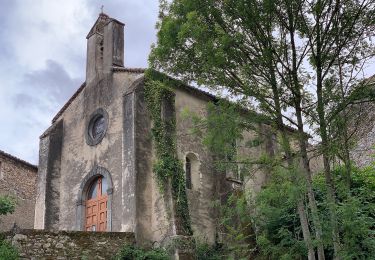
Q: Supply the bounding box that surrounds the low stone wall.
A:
[1,229,135,259]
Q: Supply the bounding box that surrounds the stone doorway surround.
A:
[76,165,113,231]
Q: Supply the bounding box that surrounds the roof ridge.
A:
[52,82,86,123]
[49,68,299,135]
[0,149,38,170]
[112,67,146,73]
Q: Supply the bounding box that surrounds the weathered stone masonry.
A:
[4,229,134,259]
[0,150,38,231]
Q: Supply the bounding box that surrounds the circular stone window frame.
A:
[85,108,109,146]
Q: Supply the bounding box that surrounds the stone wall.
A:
[350,102,375,167]
[0,151,38,231]
[3,229,135,259]
[174,87,217,243]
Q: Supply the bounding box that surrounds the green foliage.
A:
[217,165,375,259]
[0,196,16,216]
[113,244,168,260]
[218,193,257,259]
[314,166,375,259]
[150,1,375,258]
[0,238,19,260]
[144,69,192,235]
[195,241,226,260]
[203,101,243,159]
[114,242,227,260]
[187,100,269,177]
[252,168,307,259]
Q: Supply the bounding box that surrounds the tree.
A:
[298,0,375,257]
[150,0,322,258]
[149,0,375,258]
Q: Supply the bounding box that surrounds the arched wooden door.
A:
[85,176,108,231]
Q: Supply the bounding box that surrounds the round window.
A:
[92,116,106,139]
[86,108,108,146]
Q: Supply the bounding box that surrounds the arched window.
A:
[185,157,192,189]
[85,176,108,231]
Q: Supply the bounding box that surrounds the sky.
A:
[0,0,159,164]
[1,1,374,165]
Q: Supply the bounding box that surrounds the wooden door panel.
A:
[85,178,108,232]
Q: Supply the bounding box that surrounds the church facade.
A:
[34,13,276,246]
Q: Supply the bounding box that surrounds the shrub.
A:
[317,166,375,259]
[252,168,307,259]
[195,241,226,260]
[0,239,19,260]
[113,244,169,260]
[0,196,16,216]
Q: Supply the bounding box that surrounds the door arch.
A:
[76,166,113,231]
[85,176,108,231]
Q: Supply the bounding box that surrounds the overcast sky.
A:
[1,1,374,165]
[0,0,159,164]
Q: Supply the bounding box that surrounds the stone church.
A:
[32,13,292,246]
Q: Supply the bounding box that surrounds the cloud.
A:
[21,60,83,104]
[0,60,82,163]
[10,59,82,122]
[0,0,159,164]
[12,93,37,109]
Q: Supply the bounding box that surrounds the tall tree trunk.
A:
[268,64,316,260]
[287,11,325,258]
[315,21,341,256]
[342,131,352,188]
[295,103,326,260]
[316,70,341,259]
[338,60,352,188]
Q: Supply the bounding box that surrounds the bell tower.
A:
[85,13,124,84]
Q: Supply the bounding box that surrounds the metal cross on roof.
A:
[101,5,104,14]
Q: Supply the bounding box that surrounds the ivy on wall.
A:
[144,69,193,235]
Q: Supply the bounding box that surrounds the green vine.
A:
[144,69,193,235]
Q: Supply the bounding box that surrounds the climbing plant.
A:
[144,69,192,235]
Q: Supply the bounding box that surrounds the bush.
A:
[0,196,16,216]
[113,244,169,260]
[0,239,19,260]
[195,241,226,260]
[225,165,375,259]
[114,242,227,260]
[252,168,307,259]
[314,166,375,259]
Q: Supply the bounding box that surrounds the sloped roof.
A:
[0,149,38,170]
[52,82,86,123]
[51,68,218,124]
[50,67,300,135]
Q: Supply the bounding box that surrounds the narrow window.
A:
[185,157,192,189]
